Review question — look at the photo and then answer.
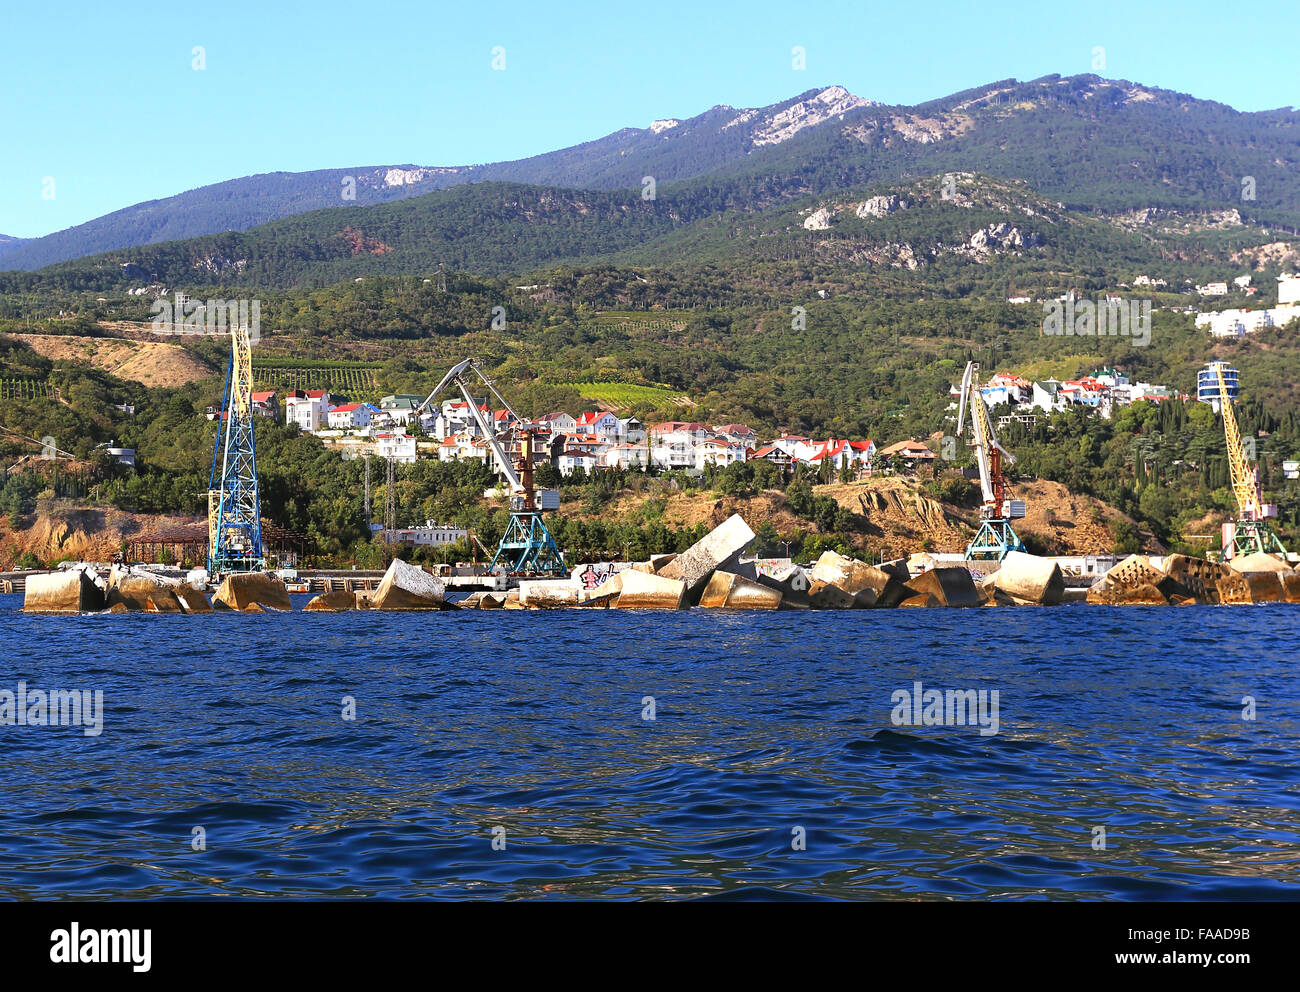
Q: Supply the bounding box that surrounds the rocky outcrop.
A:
[856,195,908,219]
[968,223,1035,252]
[803,208,834,231]
[370,559,445,610]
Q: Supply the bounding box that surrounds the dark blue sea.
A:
[2,595,1298,901]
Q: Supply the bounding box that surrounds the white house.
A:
[558,448,600,475]
[1279,274,1300,306]
[695,439,747,470]
[286,392,326,432]
[536,412,578,436]
[385,521,468,547]
[328,402,375,430]
[575,411,620,438]
[650,434,696,471]
[618,418,647,444]
[770,435,819,462]
[437,432,489,464]
[378,394,425,426]
[604,443,650,469]
[373,433,417,464]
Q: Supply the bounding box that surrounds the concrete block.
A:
[213,571,293,611]
[755,564,811,609]
[23,569,106,613]
[1281,571,1300,604]
[698,570,782,609]
[810,551,910,608]
[904,567,980,608]
[176,585,213,613]
[808,579,856,610]
[1228,551,1290,573]
[614,569,687,609]
[658,514,755,597]
[304,590,356,611]
[1086,555,1174,605]
[993,551,1065,606]
[107,567,185,613]
[1158,554,1231,604]
[370,559,445,610]
[898,592,941,608]
[519,579,580,609]
[1241,572,1286,603]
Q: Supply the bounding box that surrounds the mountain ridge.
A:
[4,73,1298,273]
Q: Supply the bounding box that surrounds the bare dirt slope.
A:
[10,333,214,388]
[0,501,204,569]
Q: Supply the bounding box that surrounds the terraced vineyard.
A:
[572,382,692,411]
[252,363,382,395]
[0,378,54,400]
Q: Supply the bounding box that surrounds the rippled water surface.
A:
[2,594,1298,900]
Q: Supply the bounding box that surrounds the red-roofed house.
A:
[750,444,793,469]
[575,411,620,438]
[327,402,374,430]
[250,390,279,420]
[286,391,326,432]
[536,412,577,435]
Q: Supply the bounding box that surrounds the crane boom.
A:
[1215,362,1260,519]
[416,358,521,489]
[416,358,566,574]
[956,360,1025,561]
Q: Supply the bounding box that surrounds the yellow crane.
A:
[1212,362,1286,559]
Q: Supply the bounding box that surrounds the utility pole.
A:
[384,456,396,542]
[363,454,371,528]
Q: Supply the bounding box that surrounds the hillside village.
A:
[225,353,1188,486]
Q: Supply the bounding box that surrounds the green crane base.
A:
[965,519,1027,562]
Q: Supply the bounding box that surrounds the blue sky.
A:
[2,0,1296,239]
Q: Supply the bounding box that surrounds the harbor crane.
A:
[1210,363,1287,559]
[414,359,566,575]
[956,360,1026,561]
[206,321,265,575]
